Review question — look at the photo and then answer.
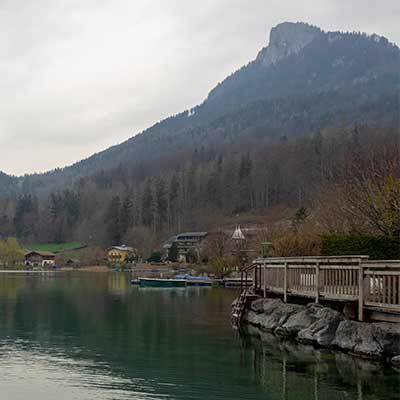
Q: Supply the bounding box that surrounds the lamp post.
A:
[261,242,272,258]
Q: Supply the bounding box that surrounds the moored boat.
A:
[175,274,213,286]
[138,277,187,288]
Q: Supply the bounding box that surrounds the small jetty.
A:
[238,256,400,323]
[233,256,400,363]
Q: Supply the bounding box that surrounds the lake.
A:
[0,273,398,399]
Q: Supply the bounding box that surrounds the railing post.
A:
[284,262,288,303]
[263,262,266,298]
[315,262,320,304]
[358,262,364,322]
[256,266,259,291]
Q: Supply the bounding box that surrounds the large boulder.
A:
[333,321,379,357]
[332,321,379,357]
[256,302,304,332]
[332,321,400,358]
[250,298,268,313]
[372,322,400,356]
[261,298,285,314]
[244,299,303,332]
[297,307,344,346]
[243,310,263,326]
[276,303,322,337]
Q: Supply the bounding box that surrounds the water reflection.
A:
[239,324,400,400]
[0,273,398,400]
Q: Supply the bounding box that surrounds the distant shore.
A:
[0,266,109,273]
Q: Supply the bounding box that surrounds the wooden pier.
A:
[240,256,400,323]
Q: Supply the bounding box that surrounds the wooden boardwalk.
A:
[240,256,400,322]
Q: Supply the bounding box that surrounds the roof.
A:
[163,235,178,247]
[107,245,134,252]
[176,232,208,238]
[232,226,245,240]
[24,250,56,258]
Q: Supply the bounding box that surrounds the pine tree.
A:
[168,241,179,262]
[105,196,122,245]
[120,195,133,236]
[155,178,167,231]
[237,153,253,212]
[141,179,153,228]
[168,173,180,230]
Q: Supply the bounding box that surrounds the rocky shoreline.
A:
[236,297,400,365]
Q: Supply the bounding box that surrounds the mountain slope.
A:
[1,22,399,248]
[1,22,399,193]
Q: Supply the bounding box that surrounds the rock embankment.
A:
[240,298,400,363]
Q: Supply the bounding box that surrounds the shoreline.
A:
[0,266,110,273]
[236,296,400,365]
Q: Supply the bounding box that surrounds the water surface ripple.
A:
[0,273,398,399]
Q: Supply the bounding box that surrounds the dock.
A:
[240,256,400,323]
[221,277,252,288]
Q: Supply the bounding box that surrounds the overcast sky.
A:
[1,0,399,176]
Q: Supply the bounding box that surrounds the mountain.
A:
[2,22,398,194]
[0,172,17,193]
[0,22,399,249]
[205,22,398,111]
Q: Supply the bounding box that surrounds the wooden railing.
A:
[363,261,400,314]
[241,256,400,322]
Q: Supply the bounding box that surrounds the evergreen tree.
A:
[141,179,153,228]
[155,178,167,230]
[168,173,180,229]
[120,195,133,236]
[237,153,253,212]
[105,196,122,245]
[168,241,179,262]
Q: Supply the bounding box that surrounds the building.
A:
[164,232,208,263]
[107,245,134,263]
[24,251,56,267]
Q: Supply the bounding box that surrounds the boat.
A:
[138,277,187,288]
[175,274,213,286]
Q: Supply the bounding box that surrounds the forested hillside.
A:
[0,22,399,254]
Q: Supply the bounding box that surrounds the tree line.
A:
[0,124,398,257]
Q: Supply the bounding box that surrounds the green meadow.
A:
[24,242,86,253]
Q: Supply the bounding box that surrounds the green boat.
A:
[138,277,187,288]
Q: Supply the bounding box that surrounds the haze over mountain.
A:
[0,22,399,249]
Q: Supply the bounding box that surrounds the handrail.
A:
[254,255,369,262]
[242,256,400,322]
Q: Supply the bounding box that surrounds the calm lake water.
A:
[0,273,398,400]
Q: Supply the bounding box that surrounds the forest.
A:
[0,24,399,257]
[0,123,398,257]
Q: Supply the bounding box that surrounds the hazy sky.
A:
[1,0,399,176]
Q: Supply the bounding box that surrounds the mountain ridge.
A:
[0,21,399,247]
[1,22,399,191]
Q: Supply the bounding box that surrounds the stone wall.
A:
[238,297,400,364]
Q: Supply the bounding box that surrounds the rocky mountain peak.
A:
[257,22,322,66]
